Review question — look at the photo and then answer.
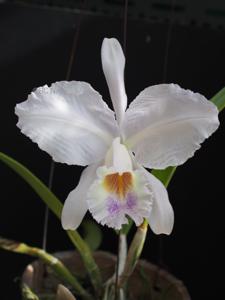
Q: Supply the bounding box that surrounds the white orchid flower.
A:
[15,38,219,234]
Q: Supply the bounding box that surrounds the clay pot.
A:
[22,251,191,300]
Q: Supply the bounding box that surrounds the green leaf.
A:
[0,152,102,292]
[151,166,176,188]
[211,86,225,112]
[151,86,225,186]
[81,220,103,251]
[0,152,62,218]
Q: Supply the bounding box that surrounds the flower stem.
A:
[67,230,102,297]
[114,232,127,300]
[118,220,148,288]
[0,237,93,300]
[114,231,121,300]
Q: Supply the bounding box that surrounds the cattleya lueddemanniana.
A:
[15,38,219,234]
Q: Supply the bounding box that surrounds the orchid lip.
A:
[87,165,153,230]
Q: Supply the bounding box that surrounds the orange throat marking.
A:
[103,172,133,199]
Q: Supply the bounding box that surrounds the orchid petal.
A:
[124,84,219,169]
[101,38,127,125]
[61,163,99,230]
[15,81,119,166]
[141,167,174,235]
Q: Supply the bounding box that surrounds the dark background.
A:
[0,1,225,299]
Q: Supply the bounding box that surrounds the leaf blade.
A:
[0,152,103,292]
[0,152,62,218]
[211,86,225,112]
